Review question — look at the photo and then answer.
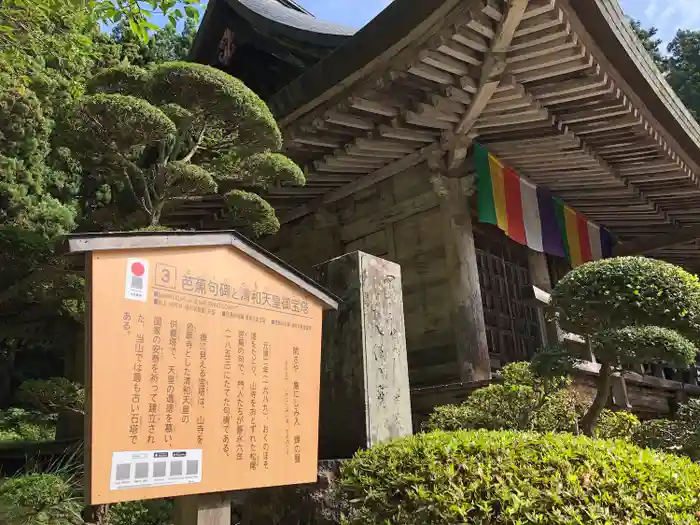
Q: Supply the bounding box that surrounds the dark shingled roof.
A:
[229,0,356,41]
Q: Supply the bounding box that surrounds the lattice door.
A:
[475,226,542,367]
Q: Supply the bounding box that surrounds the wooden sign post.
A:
[62,231,337,522]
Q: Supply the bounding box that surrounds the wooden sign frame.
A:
[63,231,337,506]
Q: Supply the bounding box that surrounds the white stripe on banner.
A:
[588,222,603,261]
[520,178,543,252]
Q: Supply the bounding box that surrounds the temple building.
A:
[186,0,700,421]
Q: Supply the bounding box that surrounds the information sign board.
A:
[81,240,333,505]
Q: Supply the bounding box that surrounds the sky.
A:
[265,0,700,48]
[151,0,700,47]
[620,0,700,46]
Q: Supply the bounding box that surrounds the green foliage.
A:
[69,61,302,229]
[596,409,641,441]
[0,156,77,237]
[225,190,280,237]
[73,93,177,149]
[147,61,282,153]
[334,429,700,524]
[0,408,56,442]
[17,378,85,415]
[165,161,217,198]
[108,499,174,525]
[634,399,700,461]
[86,64,149,95]
[551,256,700,338]
[544,257,700,435]
[0,473,81,525]
[423,362,641,441]
[423,362,582,434]
[629,19,667,71]
[667,30,700,121]
[0,82,52,164]
[238,152,306,188]
[591,325,697,368]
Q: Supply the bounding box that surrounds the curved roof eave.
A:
[225,0,356,47]
[270,0,700,178]
[269,0,466,124]
[566,0,700,177]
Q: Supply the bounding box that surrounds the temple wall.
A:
[264,164,457,388]
[264,163,543,389]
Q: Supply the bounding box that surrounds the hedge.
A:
[334,430,700,524]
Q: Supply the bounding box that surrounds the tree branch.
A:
[181,125,206,163]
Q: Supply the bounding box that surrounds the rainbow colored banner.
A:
[474,143,615,267]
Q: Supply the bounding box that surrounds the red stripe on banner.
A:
[577,212,593,263]
[504,167,527,245]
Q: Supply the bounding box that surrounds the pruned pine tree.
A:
[534,257,700,436]
[62,62,304,236]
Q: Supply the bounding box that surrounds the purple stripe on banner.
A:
[537,186,565,258]
[600,227,615,258]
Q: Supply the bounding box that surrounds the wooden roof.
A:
[182,0,700,271]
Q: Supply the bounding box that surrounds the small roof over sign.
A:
[59,230,339,310]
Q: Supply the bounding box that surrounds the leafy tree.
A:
[536,257,700,436]
[63,62,305,234]
[666,30,700,121]
[628,18,667,71]
[0,228,84,407]
[0,0,202,50]
[110,17,198,67]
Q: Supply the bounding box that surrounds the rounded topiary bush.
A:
[334,430,700,524]
[552,256,700,338]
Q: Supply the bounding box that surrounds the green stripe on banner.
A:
[553,197,571,263]
[474,143,497,226]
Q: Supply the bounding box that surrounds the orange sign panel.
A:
[86,246,324,504]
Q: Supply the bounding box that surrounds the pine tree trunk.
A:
[581,361,613,437]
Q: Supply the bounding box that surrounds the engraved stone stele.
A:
[315,251,412,459]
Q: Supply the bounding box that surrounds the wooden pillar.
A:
[527,252,560,348]
[432,174,491,382]
[611,373,632,410]
[315,251,412,459]
[174,493,231,525]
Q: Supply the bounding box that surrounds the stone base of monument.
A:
[230,460,346,525]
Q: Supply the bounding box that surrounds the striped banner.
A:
[474,143,615,266]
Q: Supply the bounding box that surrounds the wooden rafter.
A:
[614,225,700,256]
[444,0,529,169]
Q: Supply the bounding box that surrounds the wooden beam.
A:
[446,0,529,169]
[281,142,440,224]
[614,224,700,256]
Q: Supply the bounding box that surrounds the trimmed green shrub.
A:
[0,473,81,525]
[422,363,584,434]
[591,326,697,368]
[334,430,700,524]
[634,398,700,461]
[551,256,700,338]
[596,409,641,441]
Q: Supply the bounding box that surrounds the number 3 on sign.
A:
[155,263,177,290]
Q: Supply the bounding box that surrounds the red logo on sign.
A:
[131,262,145,277]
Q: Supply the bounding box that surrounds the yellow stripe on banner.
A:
[488,154,508,233]
[564,206,582,267]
